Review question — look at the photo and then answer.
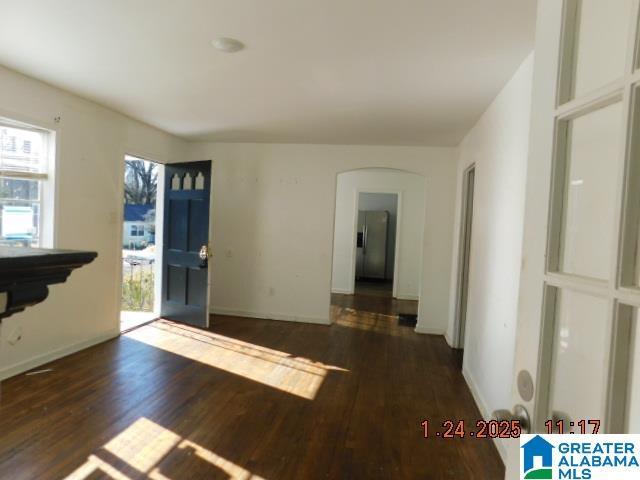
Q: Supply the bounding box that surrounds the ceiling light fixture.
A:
[212,37,245,53]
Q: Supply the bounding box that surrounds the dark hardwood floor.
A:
[0,295,504,479]
[354,280,394,298]
[332,289,418,319]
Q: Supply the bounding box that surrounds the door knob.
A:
[199,244,212,260]
[198,244,212,268]
[492,404,531,434]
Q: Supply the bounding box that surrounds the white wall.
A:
[331,170,423,298]
[0,67,458,378]
[447,54,534,459]
[358,192,398,280]
[186,142,458,333]
[0,65,187,380]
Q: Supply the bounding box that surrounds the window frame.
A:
[131,224,145,237]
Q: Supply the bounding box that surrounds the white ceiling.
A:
[0,0,536,146]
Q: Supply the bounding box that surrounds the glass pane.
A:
[566,0,633,100]
[628,309,640,431]
[0,177,41,247]
[550,290,610,431]
[0,124,47,173]
[637,232,640,285]
[559,102,624,280]
[621,89,640,287]
[561,0,633,102]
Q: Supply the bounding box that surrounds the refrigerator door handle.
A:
[363,224,367,254]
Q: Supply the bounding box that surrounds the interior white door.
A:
[504,1,640,478]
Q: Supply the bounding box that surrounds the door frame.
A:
[349,188,403,299]
[116,154,164,332]
[116,157,214,332]
[453,164,476,349]
[206,162,214,327]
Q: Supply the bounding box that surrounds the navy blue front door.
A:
[161,161,211,327]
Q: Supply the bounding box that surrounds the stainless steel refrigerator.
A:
[356,210,389,280]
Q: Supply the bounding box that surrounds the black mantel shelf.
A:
[0,247,97,321]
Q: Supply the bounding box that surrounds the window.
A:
[131,225,145,237]
[0,120,53,248]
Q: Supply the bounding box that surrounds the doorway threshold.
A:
[120,310,157,333]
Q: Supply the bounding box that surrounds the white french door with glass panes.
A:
[0,120,51,248]
[504,0,640,478]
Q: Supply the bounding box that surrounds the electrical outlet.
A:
[7,326,23,346]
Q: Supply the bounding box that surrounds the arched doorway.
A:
[329,168,426,326]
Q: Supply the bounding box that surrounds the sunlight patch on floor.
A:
[65,417,266,480]
[65,454,131,480]
[332,306,407,337]
[104,417,179,472]
[126,320,347,400]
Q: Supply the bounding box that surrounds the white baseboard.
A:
[0,328,120,382]
[331,288,353,295]
[414,324,445,335]
[396,294,419,301]
[210,306,330,326]
[444,331,457,348]
[462,366,507,463]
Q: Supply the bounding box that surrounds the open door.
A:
[503,1,640,478]
[161,161,211,328]
[454,165,475,353]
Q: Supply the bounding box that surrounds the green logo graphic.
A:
[522,436,554,479]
